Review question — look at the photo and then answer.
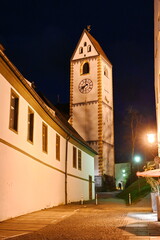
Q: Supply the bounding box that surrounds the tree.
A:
[123,106,143,181]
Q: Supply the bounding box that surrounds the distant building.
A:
[0,45,96,221]
[115,163,131,189]
[70,29,114,182]
[154,0,160,155]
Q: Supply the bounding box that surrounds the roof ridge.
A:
[84,29,112,65]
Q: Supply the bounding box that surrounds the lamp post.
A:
[134,155,141,192]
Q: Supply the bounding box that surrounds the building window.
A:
[104,67,108,77]
[82,62,89,74]
[56,134,60,160]
[9,90,19,132]
[42,123,48,153]
[27,108,34,143]
[87,45,91,52]
[79,47,83,54]
[73,146,77,168]
[78,150,82,170]
[84,42,87,46]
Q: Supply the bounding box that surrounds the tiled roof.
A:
[84,29,112,65]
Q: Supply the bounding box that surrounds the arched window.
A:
[87,45,91,52]
[79,47,83,54]
[82,62,89,74]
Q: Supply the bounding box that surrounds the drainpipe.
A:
[65,134,70,205]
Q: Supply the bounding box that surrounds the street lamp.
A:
[134,155,142,192]
[134,155,141,164]
[147,133,156,144]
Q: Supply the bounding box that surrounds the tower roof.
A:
[71,29,112,65]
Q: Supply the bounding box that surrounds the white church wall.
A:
[101,59,113,107]
[0,63,95,221]
[67,145,95,202]
[72,58,98,104]
[0,73,66,172]
[102,143,114,176]
[0,143,65,221]
[102,105,114,144]
[72,32,98,60]
[72,104,98,141]
[70,30,114,178]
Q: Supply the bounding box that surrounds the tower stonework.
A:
[70,29,114,178]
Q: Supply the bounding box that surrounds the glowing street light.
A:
[134,155,142,192]
[147,133,156,144]
[134,155,141,163]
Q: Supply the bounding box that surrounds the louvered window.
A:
[78,150,82,170]
[9,90,19,132]
[27,108,34,143]
[73,146,77,168]
[82,62,89,74]
[56,134,60,160]
[42,123,48,153]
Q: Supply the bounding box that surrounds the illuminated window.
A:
[73,146,77,168]
[78,150,82,170]
[27,108,34,143]
[42,123,48,153]
[82,62,89,74]
[87,45,91,52]
[9,90,19,132]
[79,47,83,54]
[56,134,60,160]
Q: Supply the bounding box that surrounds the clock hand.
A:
[81,83,88,89]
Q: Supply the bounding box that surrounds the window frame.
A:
[81,61,90,75]
[42,122,48,153]
[27,107,34,143]
[78,149,82,170]
[73,146,77,168]
[87,45,91,52]
[56,134,60,161]
[9,89,19,133]
[79,47,83,54]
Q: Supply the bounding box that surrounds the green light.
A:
[134,155,141,163]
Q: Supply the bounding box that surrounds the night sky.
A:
[0,0,155,162]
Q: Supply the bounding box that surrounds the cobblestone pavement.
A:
[0,197,160,240]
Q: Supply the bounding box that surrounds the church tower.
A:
[70,29,114,178]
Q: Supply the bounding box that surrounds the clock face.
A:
[78,79,93,94]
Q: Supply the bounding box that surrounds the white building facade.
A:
[154,0,160,154]
[70,29,114,178]
[0,45,96,221]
